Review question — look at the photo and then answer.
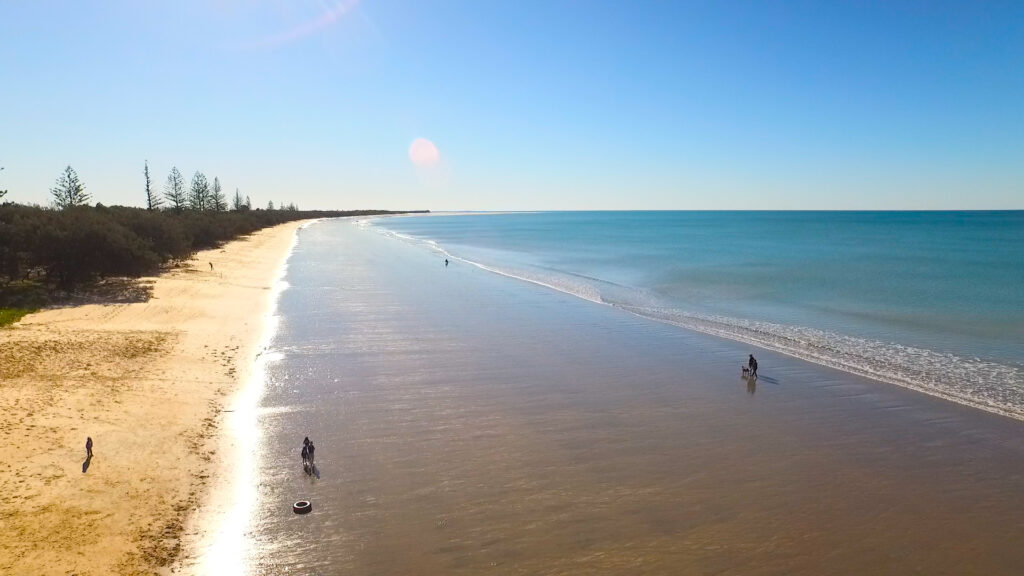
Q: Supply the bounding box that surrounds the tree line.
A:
[50,163,273,213]
[0,204,406,296]
[0,163,422,304]
[10,163,307,214]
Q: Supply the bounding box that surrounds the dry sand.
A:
[0,221,304,575]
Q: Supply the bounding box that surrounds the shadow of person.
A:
[311,464,320,479]
[82,455,92,473]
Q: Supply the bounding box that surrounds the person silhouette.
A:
[445,259,449,267]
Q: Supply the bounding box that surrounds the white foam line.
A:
[366,223,606,305]
[366,220,1024,423]
[627,309,1024,422]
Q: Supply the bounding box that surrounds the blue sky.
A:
[1,1,1021,210]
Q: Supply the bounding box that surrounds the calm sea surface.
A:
[239,216,1024,575]
[374,211,1024,419]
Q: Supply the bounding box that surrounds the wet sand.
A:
[239,219,1024,574]
[0,221,304,575]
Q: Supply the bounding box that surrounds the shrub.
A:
[0,203,414,300]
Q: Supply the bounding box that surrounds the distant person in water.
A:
[85,436,93,458]
[748,354,758,377]
[445,259,449,267]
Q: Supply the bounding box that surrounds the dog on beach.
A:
[741,365,751,376]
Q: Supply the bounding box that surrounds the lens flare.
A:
[251,0,360,49]
[409,138,441,167]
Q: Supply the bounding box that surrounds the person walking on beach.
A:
[307,441,315,466]
[85,436,93,458]
[301,443,309,466]
[748,354,758,378]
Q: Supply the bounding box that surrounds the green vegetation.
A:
[0,281,48,309]
[164,167,187,211]
[188,171,210,211]
[0,307,35,327]
[1,164,424,308]
[50,165,91,208]
[0,203,418,306]
[143,161,162,211]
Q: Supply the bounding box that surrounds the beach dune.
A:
[0,221,303,575]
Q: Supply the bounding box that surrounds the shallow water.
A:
[375,211,1024,419]
[241,219,1024,574]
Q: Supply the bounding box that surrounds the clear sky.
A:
[1,1,1021,210]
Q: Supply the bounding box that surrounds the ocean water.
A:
[372,211,1024,419]
[232,217,1024,575]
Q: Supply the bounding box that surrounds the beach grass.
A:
[0,307,35,327]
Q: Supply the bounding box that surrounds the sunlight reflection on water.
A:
[193,268,294,573]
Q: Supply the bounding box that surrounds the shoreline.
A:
[367,213,1024,423]
[173,220,309,575]
[0,220,307,575]
[234,219,1024,574]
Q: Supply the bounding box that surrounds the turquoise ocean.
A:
[372,211,1024,419]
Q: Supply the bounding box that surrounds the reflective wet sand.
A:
[245,219,1024,575]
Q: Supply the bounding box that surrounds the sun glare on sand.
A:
[409,138,441,167]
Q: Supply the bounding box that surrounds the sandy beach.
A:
[6,215,1021,575]
[0,221,304,575]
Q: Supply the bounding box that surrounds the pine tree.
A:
[51,165,90,209]
[189,171,210,211]
[245,195,251,210]
[267,200,275,211]
[144,160,162,210]
[232,188,244,211]
[164,167,187,211]
[209,177,227,211]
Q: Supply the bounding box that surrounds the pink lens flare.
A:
[409,138,441,167]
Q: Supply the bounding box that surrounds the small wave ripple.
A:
[367,220,1024,421]
[631,307,1024,420]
